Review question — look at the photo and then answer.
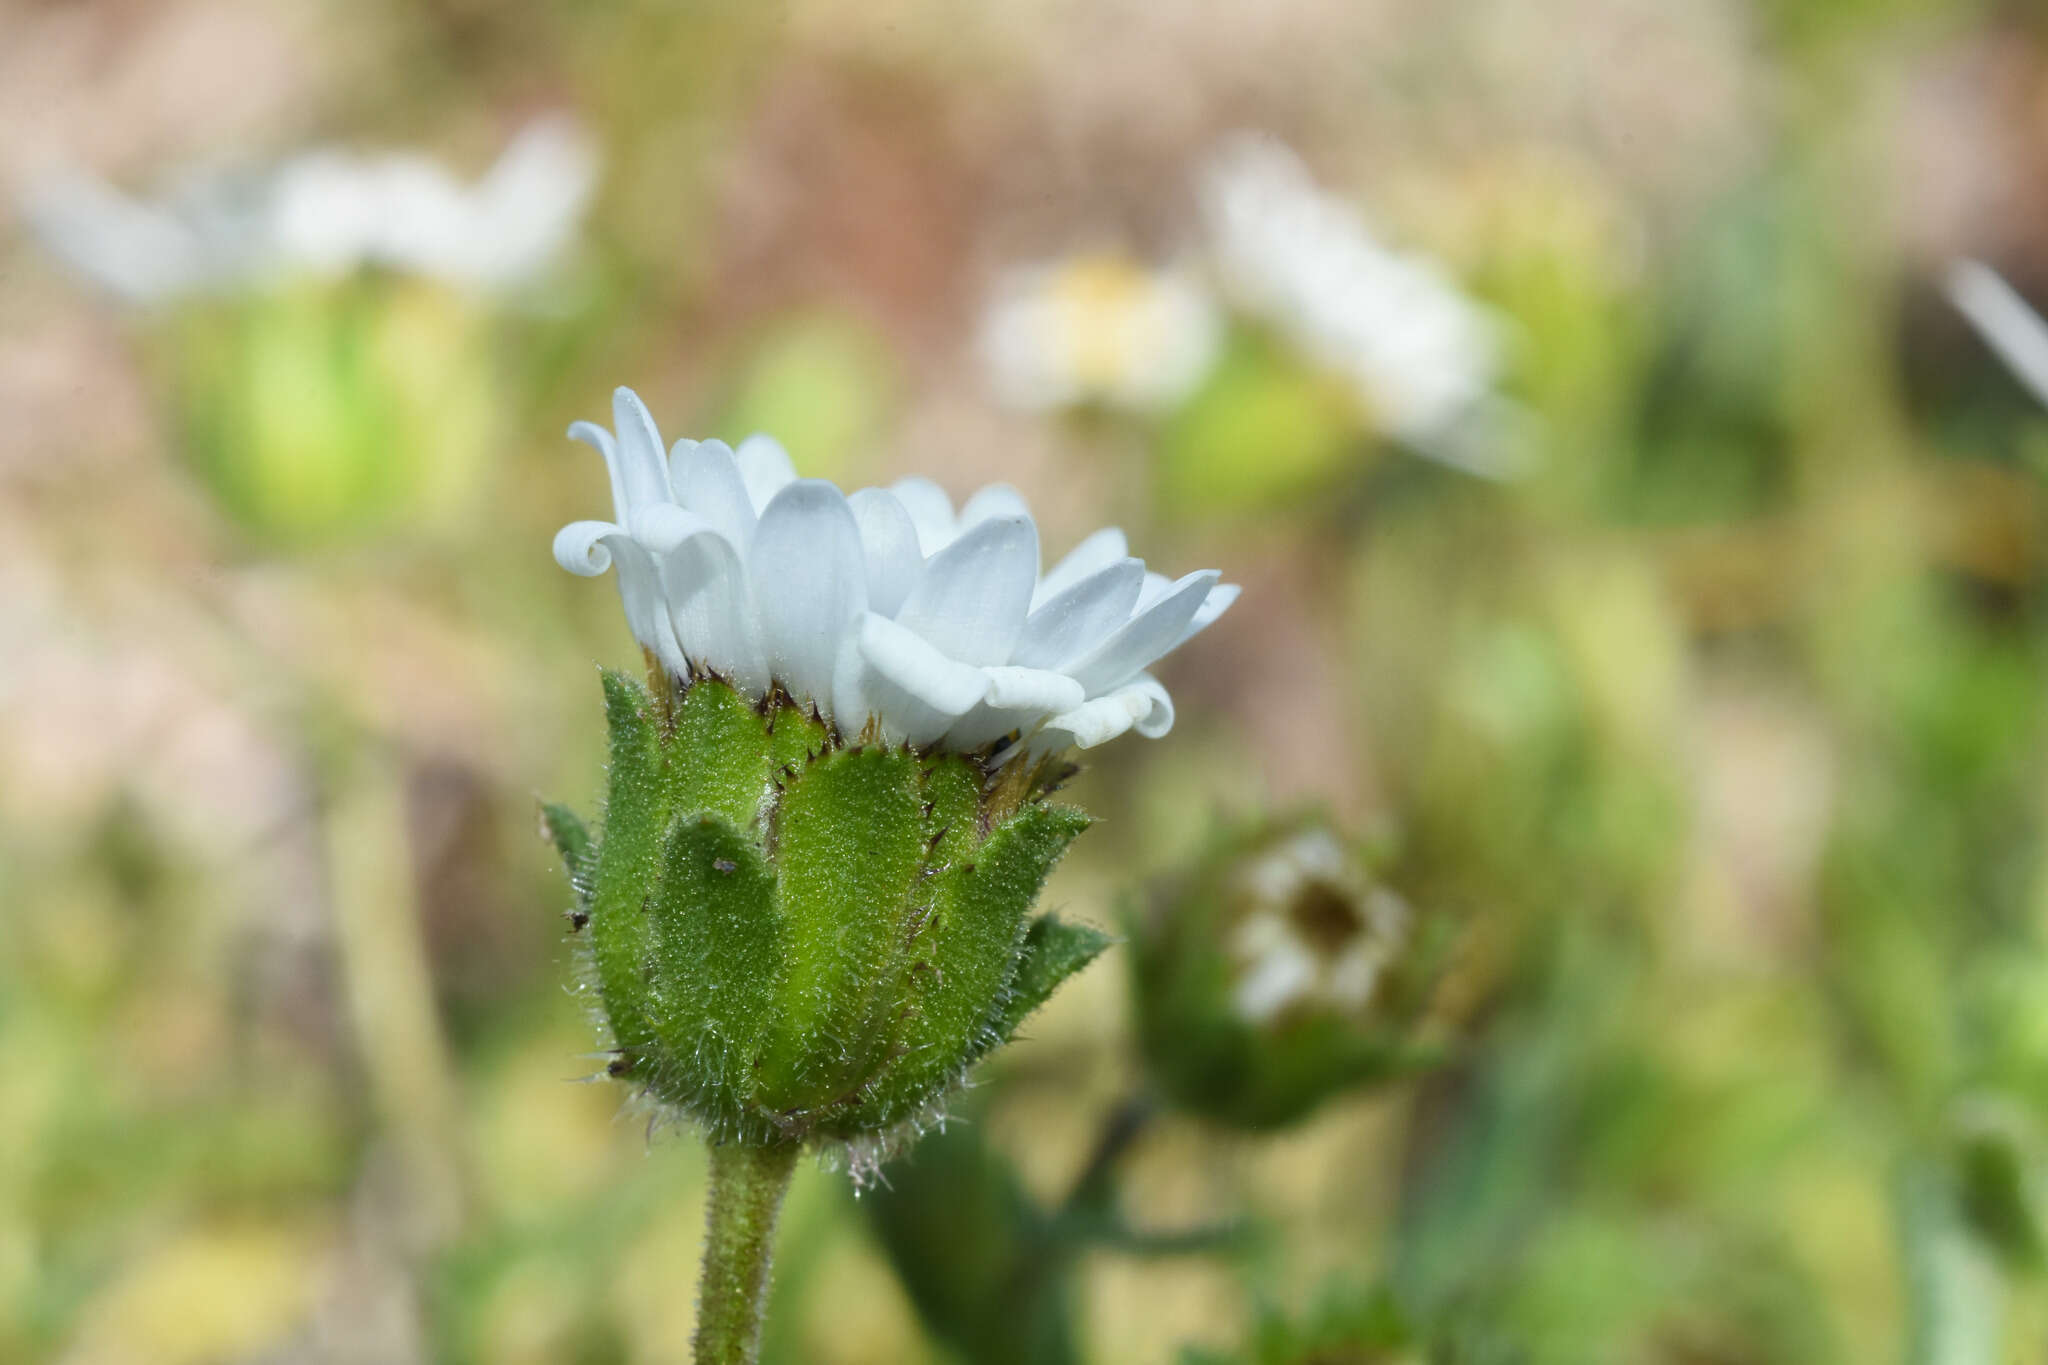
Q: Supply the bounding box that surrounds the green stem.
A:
[325,743,466,1248]
[695,1140,800,1365]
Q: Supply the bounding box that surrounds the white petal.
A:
[893,514,1040,666]
[889,477,957,555]
[557,519,686,677]
[669,439,757,551]
[658,527,768,694]
[567,421,630,527]
[611,503,713,681]
[830,633,876,741]
[942,666,1087,750]
[734,433,798,513]
[1013,558,1145,669]
[24,172,210,304]
[959,486,1039,581]
[959,483,1033,529]
[1136,570,1175,610]
[1033,526,1130,607]
[610,387,675,515]
[855,613,991,745]
[847,488,924,617]
[627,499,709,554]
[460,115,597,288]
[1038,688,1154,751]
[1175,581,1239,649]
[982,666,1087,714]
[352,154,479,280]
[553,519,621,576]
[1122,672,1176,738]
[1232,930,1318,1024]
[750,479,868,709]
[1950,260,2048,410]
[1066,570,1219,696]
[857,614,991,711]
[618,541,689,679]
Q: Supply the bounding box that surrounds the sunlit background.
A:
[7,1,2048,1361]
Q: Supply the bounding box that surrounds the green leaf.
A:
[662,678,773,829]
[642,813,783,1129]
[539,800,596,908]
[754,747,927,1114]
[588,670,669,1064]
[843,803,1093,1133]
[860,1108,1081,1365]
[920,754,983,866]
[988,911,1112,1052]
[767,701,830,782]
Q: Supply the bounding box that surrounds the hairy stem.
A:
[695,1140,800,1365]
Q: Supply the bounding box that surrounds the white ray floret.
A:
[555,388,1237,757]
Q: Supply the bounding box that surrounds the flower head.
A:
[553,387,1237,761]
[1127,813,1441,1130]
[546,390,1233,1161]
[978,253,1222,414]
[1198,133,1502,463]
[26,116,596,304]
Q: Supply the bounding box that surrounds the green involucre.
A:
[549,672,1103,1151]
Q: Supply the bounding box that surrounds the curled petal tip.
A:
[553,520,619,576]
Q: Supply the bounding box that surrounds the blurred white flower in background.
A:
[1948,259,2048,410]
[1198,132,1510,471]
[973,133,1518,477]
[1227,825,1412,1027]
[978,253,1222,414]
[25,115,598,303]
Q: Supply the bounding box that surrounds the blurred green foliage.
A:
[160,277,499,546]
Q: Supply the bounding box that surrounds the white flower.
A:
[1227,827,1410,1026]
[978,253,1221,414]
[25,116,597,304]
[1948,259,2048,410]
[554,388,1237,757]
[1198,133,1503,464]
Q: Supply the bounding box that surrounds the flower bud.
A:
[545,670,1109,1164]
[1128,814,1436,1130]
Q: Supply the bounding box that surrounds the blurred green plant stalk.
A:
[139,270,503,1265]
[149,275,498,547]
[325,742,468,1247]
